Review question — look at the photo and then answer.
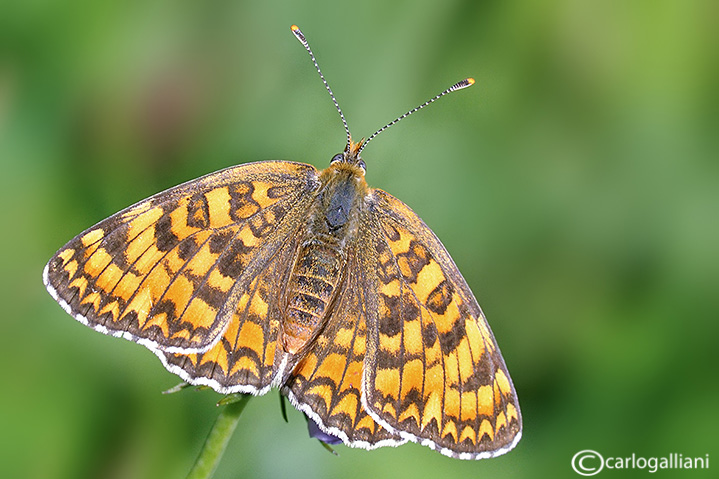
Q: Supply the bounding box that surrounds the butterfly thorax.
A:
[281,161,368,355]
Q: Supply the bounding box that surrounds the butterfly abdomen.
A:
[279,163,365,355]
[282,239,345,354]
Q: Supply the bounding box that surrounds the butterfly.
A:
[43,25,521,460]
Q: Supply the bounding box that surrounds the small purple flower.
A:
[306,415,342,445]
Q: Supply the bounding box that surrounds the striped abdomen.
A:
[282,239,344,354]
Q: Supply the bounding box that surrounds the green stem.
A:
[186,395,252,479]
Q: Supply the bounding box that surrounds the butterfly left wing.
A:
[361,189,522,459]
[44,161,319,356]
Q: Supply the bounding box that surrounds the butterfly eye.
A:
[330,153,344,164]
[357,159,366,172]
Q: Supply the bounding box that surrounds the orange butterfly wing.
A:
[360,189,522,459]
[44,161,319,371]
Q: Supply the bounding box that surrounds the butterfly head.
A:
[329,138,366,174]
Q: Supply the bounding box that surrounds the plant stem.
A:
[186,395,252,479]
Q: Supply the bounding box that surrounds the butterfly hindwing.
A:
[284,250,406,449]
[44,161,320,355]
[361,189,522,459]
[162,233,303,394]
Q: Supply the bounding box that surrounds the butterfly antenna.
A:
[291,25,352,151]
[357,78,475,155]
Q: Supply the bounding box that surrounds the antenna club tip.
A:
[448,78,475,92]
[291,25,306,42]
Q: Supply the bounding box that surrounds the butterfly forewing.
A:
[361,189,522,459]
[44,161,320,355]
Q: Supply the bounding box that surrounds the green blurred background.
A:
[1,0,717,478]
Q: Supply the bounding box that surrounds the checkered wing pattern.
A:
[162,234,303,393]
[362,189,522,459]
[44,161,319,360]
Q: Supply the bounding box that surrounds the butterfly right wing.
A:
[44,161,319,359]
[360,189,522,459]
